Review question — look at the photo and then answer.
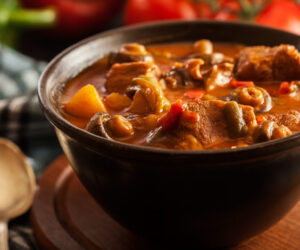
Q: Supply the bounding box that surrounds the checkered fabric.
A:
[0,45,61,249]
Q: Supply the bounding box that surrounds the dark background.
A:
[19,14,123,62]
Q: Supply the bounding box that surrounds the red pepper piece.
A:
[256,115,266,125]
[277,81,296,95]
[184,90,205,99]
[158,100,185,131]
[230,79,255,88]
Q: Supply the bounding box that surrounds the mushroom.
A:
[188,53,234,66]
[230,86,272,113]
[194,39,213,54]
[162,59,204,89]
[108,43,153,65]
[162,66,193,89]
[204,63,234,91]
[253,120,292,142]
[145,127,165,145]
[85,113,113,139]
[127,76,170,115]
[86,113,134,139]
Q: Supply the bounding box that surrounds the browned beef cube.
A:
[273,45,300,80]
[235,46,273,81]
[177,100,256,146]
[106,61,158,93]
[235,45,300,81]
[264,110,300,131]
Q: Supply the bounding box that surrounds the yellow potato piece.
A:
[64,84,107,118]
[105,93,132,110]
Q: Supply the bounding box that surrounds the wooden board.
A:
[31,155,300,250]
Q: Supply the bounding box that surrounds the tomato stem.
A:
[237,0,271,20]
[190,0,219,12]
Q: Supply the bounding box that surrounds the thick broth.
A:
[60,42,300,150]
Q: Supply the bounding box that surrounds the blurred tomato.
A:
[256,0,300,35]
[211,11,238,20]
[21,0,124,38]
[193,3,212,19]
[124,0,197,25]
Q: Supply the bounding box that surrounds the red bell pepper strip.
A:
[124,0,197,25]
[256,115,266,125]
[230,79,255,88]
[21,0,122,38]
[184,89,205,99]
[158,99,185,131]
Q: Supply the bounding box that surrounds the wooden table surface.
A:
[31,155,300,250]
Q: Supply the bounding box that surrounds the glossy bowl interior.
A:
[38,21,300,248]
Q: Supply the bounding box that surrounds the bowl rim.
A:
[38,20,300,156]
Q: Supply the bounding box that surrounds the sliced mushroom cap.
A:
[128,76,170,115]
[230,86,272,113]
[253,120,292,142]
[108,52,153,66]
[162,67,193,89]
[85,112,113,140]
[106,115,134,138]
[86,113,134,139]
[253,120,276,142]
[108,43,153,66]
[162,59,205,89]
[194,39,213,54]
[204,63,234,92]
[188,53,234,66]
[185,59,204,80]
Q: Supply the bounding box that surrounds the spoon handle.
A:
[0,221,8,250]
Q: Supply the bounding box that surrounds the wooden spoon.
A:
[0,138,36,250]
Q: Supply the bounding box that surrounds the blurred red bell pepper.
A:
[21,0,124,38]
[124,0,198,25]
[256,0,300,35]
[124,0,300,36]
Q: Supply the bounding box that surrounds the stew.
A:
[60,40,300,150]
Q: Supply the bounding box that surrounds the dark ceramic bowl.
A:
[38,21,300,248]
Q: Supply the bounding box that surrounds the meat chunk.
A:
[273,45,300,80]
[176,100,256,146]
[106,61,158,93]
[264,110,300,131]
[235,46,273,81]
[235,45,300,81]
